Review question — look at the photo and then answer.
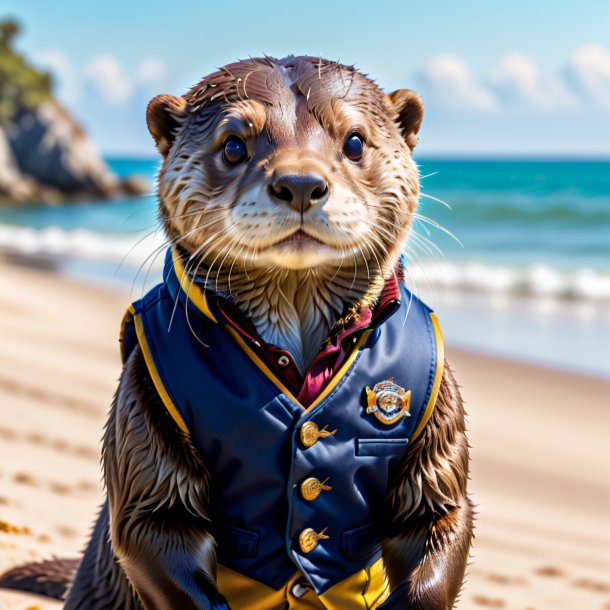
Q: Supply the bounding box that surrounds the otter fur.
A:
[0,56,473,609]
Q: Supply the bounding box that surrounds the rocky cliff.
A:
[0,19,148,204]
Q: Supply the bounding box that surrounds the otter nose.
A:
[269,174,328,213]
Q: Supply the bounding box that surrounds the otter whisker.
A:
[404,242,446,298]
[360,236,385,279]
[401,244,439,305]
[158,207,216,224]
[167,225,227,336]
[133,216,226,302]
[204,240,235,293]
[167,233,215,329]
[130,234,175,300]
[419,191,452,210]
[365,218,426,305]
[403,236,452,302]
[242,247,254,281]
[116,223,167,281]
[349,248,359,292]
[408,224,452,269]
[179,232,233,347]
[369,218,433,281]
[133,214,223,290]
[398,257,416,326]
[214,236,247,293]
[360,242,371,281]
[326,246,347,286]
[141,217,221,297]
[117,196,158,226]
[409,229,445,259]
[358,238,381,279]
[182,224,228,280]
[141,222,221,296]
[129,207,222,277]
[412,213,463,247]
[371,217,408,259]
[123,207,211,242]
[228,242,249,294]
[363,231,401,295]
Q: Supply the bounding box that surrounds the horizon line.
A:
[103,153,610,162]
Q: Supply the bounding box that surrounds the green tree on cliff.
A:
[0,19,54,123]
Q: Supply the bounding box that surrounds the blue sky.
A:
[3,0,610,157]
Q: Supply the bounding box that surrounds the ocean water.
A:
[0,158,608,377]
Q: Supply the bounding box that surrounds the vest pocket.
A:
[341,522,381,561]
[215,523,260,559]
[356,438,408,457]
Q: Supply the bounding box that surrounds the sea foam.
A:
[1,223,609,303]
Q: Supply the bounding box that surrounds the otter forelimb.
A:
[381,364,474,609]
[101,346,229,610]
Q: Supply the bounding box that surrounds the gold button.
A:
[299,422,336,448]
[298,527,329,553]
[300,422,319,447]
[301,477,332,501]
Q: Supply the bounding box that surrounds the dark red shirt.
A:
[208,276,401,407]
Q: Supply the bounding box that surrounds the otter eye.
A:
[223,136,247,165]
[343,132,364,162]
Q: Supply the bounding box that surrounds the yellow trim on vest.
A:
[226,326,302,405]
[119,304,136,364]
[171,247,218,323]
[226,326,374,412]
[133,313,190,434]
[307,329,374,412]
[217,558,390,609]
[320,556,390,609]
[171,247,375,412]
[410,312,444,442]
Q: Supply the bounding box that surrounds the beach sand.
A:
[0,259,609,610]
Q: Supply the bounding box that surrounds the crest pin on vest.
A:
[365,377,411,425]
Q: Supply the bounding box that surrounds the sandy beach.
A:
[0,259,609,610]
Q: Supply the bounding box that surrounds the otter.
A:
[0,56,473,609]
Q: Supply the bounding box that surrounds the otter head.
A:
[147,56,422,282]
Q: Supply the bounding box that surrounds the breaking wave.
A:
[1,224,609,303]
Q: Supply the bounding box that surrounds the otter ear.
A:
[146,94,189,157]
[387,89,424,151]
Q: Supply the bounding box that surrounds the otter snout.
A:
[269,172,329,213]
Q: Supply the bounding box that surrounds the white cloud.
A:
[419,51,589,114]
[35,49,81,104]
[488,53,578,110]
[136,58,166,85]
[489,54,546,106]
[25,45,610,156]
[85,55,132,106]
[564,44,610,109]
[419,54,497,111]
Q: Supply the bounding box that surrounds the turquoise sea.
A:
[0,158,609,377]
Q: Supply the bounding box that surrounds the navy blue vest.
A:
[121,249,444,595]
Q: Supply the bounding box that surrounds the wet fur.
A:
[65,346,220,608]
[1,56,473,609]
[153,57,421,369]
[62,352,472,609]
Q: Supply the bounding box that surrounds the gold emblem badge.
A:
[365,377,411,425]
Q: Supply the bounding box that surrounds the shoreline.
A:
[6,249,609,383]
[0,258,609,609]
[2,247,609,380]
